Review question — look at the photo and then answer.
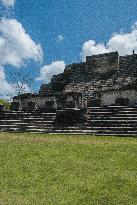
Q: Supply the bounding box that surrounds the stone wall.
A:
[64,62,86,74]
[12,51,137,110]
[119,54,137,72]
[39,52,120,95]
[86,52,119,74]
[52,62,88,87]
[39,84,53,95]
[101,89,137,106]
[13,96,57,110]
[13,92,82,110]
[65,92,82,108]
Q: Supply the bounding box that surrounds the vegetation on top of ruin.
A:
[0,99,10,110]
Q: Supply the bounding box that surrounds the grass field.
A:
[0,133,137,205]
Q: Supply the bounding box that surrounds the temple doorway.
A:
[115,98,129,106]
[45,101,54,109]
[10,102,20,110]
[87,99,101,107]
[28,102,36,110]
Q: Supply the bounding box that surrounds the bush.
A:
[0,99,10,110]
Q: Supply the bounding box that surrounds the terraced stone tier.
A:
[0,111,56,133]
[1,106,137,135]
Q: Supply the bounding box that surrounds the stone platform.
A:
[1,106,137,135]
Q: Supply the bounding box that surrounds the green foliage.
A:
[0,99,10,110]
[0,133,137,205]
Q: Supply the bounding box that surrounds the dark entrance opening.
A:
[0,104,4,111]
[66,101,75,108]
[10,102,20,111]
[87,99,101,107]
[115,98,129,106]
[45,101,54,109]
[28,102,36,110]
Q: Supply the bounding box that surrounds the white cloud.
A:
[56,35,64,43]
[82,23,137,61]
[1,0,15,7]
[0,18,43,67]
[0,66,15,98]
[36,61,66,83]
[0,66,31,100]
[0,18,42,98]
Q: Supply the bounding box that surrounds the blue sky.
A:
[15,0,137,64]
[1,0,137,99]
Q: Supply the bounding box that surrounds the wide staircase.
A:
[1,106,137,135]
[84,106,137,135]
[0,110,56,133]
[54,106,137,135]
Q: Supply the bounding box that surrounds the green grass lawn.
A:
[0,133,137,205]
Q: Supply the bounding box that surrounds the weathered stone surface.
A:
[12,51,137,110]
[2,51,137,135]
[86,51,119,74]
[101,89,137,106]
[39,83,53,95]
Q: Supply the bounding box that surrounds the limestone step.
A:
[22,130,137,135]
[88,112,113,114]
[4,112,56,116]
[0,127,21,132]
[1,119,55,123]
[0,119,22,122]
[0,124,19,127]
[3,116,56,120]
[53,126,137,130]
[1,106,137,135]
[0,124,54,128]
[88,117,137,120]
[110,117,137,119]
[85,124,137,128]
[113,113,137,116]
[118,109,137,112]
[84,127,137,130]
[22,117,55,120]
[25,128,53,133]
[86,119,137,122]
[3,113,56,117]
[89,123,137,126]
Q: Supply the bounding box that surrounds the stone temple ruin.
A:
[1,51,137,135]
